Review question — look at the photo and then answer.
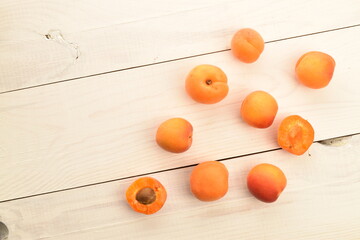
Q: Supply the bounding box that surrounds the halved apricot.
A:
[231,28,265,63]
[126,177,167,215]
[156,118,193,153]
[185,64,229,104]
[190,161,229,201]
[278,115,315,155]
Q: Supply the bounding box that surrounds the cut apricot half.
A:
[126,177,167,215]
[277,115,315,155]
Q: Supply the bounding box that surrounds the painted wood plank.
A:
[0,27,359,201]
[1,135,359,240]
[1,0,359,92]
[0,0,232,40]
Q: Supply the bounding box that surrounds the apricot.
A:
[295,51,335,89]
[190,161,229,201]
[185,64,229,104]
[278,115,315,155]
[247,163,287,203]
[231,28,265,63]
[156,118,193,153]
[126,177,167,215]
[240,91,278,128]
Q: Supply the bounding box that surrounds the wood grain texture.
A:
[1,0,359,92]
[0,27,359,201]
[1,135,359,240]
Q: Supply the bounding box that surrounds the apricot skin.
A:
[247,163,287,203]
[231,28,264,63]
[185,64,229,104]
[190,161,229,201]
[240,91,278,128]
[295,51,335,89]
[156,118,193,153]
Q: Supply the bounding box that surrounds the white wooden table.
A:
[0,1,360,239]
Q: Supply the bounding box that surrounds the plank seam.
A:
[1,23,359,95]
[1,132,358,204]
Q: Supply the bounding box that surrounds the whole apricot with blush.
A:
[156,118,193,153]
[247,163,287,203]
[240,91,278,128]
[126,177,167,215]
[278,115,314,155]
[295,51,335,89]
[190,161,229,201]
[231,28,264,63]
[185,64,229,104]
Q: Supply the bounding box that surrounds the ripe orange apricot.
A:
[231,28,265,63]
[185,64,229,104]
[295,51,335,89]
[190,161,229,201]
[278,115,315,155]
[240,91,278,128]
[247,163,287,203]
[126,177,167,215]
[156,118,193,153]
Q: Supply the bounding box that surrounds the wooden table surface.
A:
[0,0,360,239]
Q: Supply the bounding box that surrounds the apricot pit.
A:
[136,187,156,205]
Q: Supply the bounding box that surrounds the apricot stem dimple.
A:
[136,187,156,205]
[205,79,212,85]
